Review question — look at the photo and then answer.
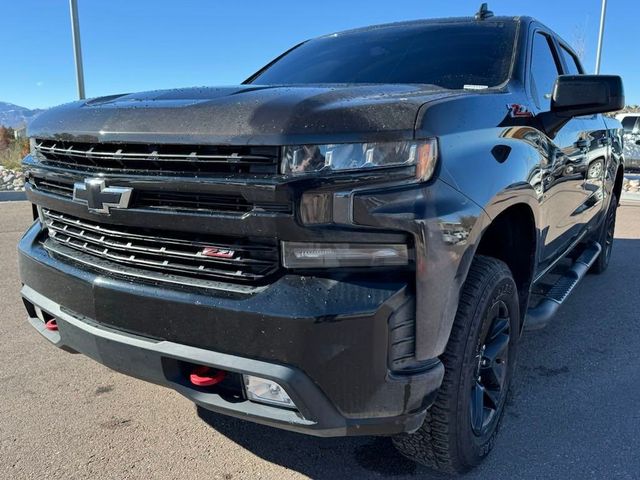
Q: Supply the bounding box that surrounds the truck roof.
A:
[322,15,527,39]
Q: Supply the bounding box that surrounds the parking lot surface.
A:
[1,200,639,480]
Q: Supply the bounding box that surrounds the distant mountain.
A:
[0,101,45,128]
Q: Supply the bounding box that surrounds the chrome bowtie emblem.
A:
[73,178,133,214]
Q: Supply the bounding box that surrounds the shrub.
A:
[0,128,27,171]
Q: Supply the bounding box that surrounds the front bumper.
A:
[19,221,444,437]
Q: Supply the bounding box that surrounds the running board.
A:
[525,242,602,331]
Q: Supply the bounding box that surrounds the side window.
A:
[530,33,561,110]
[558,45,582,75]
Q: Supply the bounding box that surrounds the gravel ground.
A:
[0,201,639,480]
[0,167,25,192]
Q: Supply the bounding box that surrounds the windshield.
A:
[248,21,518,89]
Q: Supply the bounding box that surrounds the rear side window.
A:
[621,116,638,133]
[248,22,518,89]
[558,45,582,75]
[530,33,561,110]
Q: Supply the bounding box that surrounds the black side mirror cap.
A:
[552,75,625,117]
[538,75,624,138]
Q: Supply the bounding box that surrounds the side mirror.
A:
[551,75,625,117]
[538,75,625,137]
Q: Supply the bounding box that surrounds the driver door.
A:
[528,31,590,269]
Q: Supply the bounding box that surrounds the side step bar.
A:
[525,242,602,331]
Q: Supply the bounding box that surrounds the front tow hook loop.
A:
[189,366,226,387]
[44,319,58,331]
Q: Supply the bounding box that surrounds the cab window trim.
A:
[528,29,563,111]
[556,41,585,75]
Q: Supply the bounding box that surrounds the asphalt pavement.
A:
[1,200,638,480]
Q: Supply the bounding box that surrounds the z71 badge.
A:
[506,103,533,118]
[201,247,236,259]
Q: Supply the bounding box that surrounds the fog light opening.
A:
[243,375,297,410]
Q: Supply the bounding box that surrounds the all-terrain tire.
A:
[392,256,520,474]
[590,193,618,274]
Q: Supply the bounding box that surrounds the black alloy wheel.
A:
[602,199,616,265]
[470,301,511,436]
[591,192,618,274]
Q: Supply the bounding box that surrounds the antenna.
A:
[475,3,494,20]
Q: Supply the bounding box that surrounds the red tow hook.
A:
[189,366,226,387]
[44,319,58,331]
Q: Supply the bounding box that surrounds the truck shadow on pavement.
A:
[197,237,640,480]
[197,407,419,478]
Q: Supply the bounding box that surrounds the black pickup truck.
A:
[19,7,624,474]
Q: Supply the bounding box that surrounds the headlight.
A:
[281,139,438,181]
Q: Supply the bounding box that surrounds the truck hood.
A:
[29,84,461,145]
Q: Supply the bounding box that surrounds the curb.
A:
[0,191,27,202]
[621,192,640,203]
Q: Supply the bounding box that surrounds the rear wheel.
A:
[587,159,604,179]
[590,193,618,274]
[392,256,520,474]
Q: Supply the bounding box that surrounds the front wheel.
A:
[393,256,520,474]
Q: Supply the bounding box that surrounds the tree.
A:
[19,138,29,157]
[0,126,11,150]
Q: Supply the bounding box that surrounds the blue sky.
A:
[3,0,638,109]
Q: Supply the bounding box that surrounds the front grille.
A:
[33,139,280,175]
[30,177,292,215]
[41,209,280,284]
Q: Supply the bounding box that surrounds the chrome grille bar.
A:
[36,141,276,164]
[33,139,280,175]
[41,209,279,283]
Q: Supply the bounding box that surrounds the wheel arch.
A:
[423,190,541,359]
[471,202,538,326]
